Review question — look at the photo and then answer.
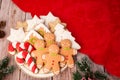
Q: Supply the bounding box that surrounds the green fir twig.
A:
[0,57,15,80]
[73,57,107,80]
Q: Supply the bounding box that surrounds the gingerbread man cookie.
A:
[31,39,48,69]
[60,39,77,68]
[42,44,64,75]
[44,33,56,47]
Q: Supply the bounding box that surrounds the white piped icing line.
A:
[24,30,43,41]
[54,23,81,49]
[9,51,16,55]
[12,42,17,48]
[34,68,38,74]
[28,45,33,52]
[17,52,24,58]
[29,62,34,70]
[35,23,50,33]
[25,53,31,63]
[19,43,25,49]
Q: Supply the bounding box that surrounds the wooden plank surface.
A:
[0,0,51,80]
[0,0,119,80]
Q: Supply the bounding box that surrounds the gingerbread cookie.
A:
[24,30,43,45]
[7,28,25,42]
[16,21,28,31]
[44,33,56,47]
[48,18,61,32]
[42,44,64,75]
[35,23,50,36]
[31,39,48,69]
[54,23,81,50]
[60,39,77,68]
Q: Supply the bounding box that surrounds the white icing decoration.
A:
[54,23,81,49]
[26,15,44,31]
[20,43,25,49]
[7,28,25,42]
[34,69,38,73]
[28,45,33,52]
[40,12,58,27]
[35,23,50,33]
[29,62,34,70]
[24,30,43,41]
[12,42,17,48]
[25,53,31,63]
[17,52,23,58]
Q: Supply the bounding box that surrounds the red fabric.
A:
[12,0,120,77]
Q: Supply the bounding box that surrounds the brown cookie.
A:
[44,33,56,47]
[42,44,64,75]
[60,39,77,68]
[16,21,28,31]
[31,39,48,69]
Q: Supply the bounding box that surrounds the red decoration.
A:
[12,0,120,77]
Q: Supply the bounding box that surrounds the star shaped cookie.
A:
[7,28,25,42]
[40,12,58,27]
[26,15,44,31]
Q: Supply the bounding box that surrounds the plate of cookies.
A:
[7,12,81,78]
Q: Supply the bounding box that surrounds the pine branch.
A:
[73,57,108,80]
[0,57,15,80]
[76,57,91,73]
[94,71,107,80]
[73,70,82,80]
[0,57,9,70]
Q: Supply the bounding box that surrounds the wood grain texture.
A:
[0,0,119,80]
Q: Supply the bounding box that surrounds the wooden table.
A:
[0,0,119,80]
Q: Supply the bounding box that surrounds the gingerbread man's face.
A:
[34,39,45,49]
[48,44,59,54]
[44,33,55,41]
[60,39,71,48]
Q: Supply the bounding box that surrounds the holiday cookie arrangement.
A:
[7,12,80,78]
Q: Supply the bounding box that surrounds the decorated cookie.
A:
[40,12,58,27]
[54,23,81,50]
[42,44,64,75]
[31,39,48,69]
[48,18,61,32]
[26,15,44,31]
[7,28,25,42]
[16,21,28,31]
[16,51,38,73]
[24,30,43,45]
[60,39,77,68]
[44,33,56,47]
[8,41,35,55]
[7,12,80,76]
[35,23,50,36]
